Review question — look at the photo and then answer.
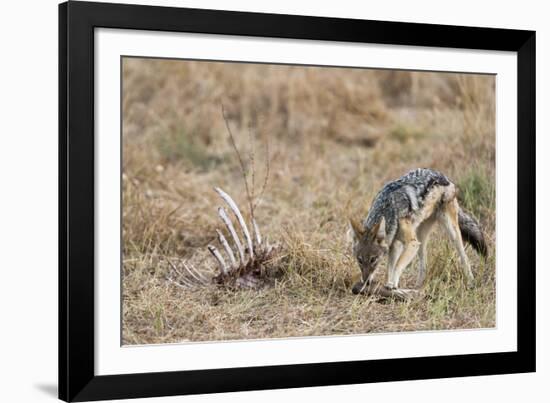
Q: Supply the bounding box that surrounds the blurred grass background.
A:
[122,57,495,345]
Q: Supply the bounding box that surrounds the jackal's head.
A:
[349,217,387,294]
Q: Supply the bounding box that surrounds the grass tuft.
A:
[456,165,495,221]
[156,127,225,170]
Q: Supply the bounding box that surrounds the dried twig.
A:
[249,121,256,214]
[221,104,254,219]
[253,127,270,213]
[220,103,271,220]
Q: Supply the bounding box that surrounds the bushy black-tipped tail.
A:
[458,208,487,257]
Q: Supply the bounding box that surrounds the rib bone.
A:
[208,245,229,275]
[167,275,192,289]
[168,188,280,290]
[215,187,254,259]
[183,262,209,285]
[216,229,237,270]
[218,207,245,264]
[166,259,196,288]
[167,258,184,277]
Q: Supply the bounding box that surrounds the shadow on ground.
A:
[34,383,57,399]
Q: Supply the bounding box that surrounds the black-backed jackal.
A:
[349,168,487,295]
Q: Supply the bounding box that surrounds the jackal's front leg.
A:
[386,240,403,287]
[387,219,419,289]
[387,240,419,289]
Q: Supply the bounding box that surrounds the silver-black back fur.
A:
[364,168,451,244]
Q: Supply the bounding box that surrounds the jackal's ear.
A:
[348,217,365,242]
[370,217,386,243]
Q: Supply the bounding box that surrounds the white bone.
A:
[183,262,209,284]
[167,275,191,289]
[218,207,245,264]
[215,187,254,260]
[167,258,184,277]
[216,229,237,270]
[208,245,229,274]
[166,268,195,288]
[167,260,197,288]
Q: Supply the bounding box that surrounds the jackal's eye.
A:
[357,257,365,265]
[369,257,378,265]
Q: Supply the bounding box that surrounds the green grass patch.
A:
[456,166,495,220]
[156,127,226,170]
[389,124,428,143]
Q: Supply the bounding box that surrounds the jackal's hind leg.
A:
[440,199,474,286]
[416,240,428,289]
[416,216,436,288]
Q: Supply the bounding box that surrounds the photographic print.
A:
[121,57,495,346]
[60,3,535,399]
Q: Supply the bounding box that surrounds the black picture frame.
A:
[59,1,536,401]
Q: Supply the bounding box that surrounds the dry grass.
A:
[122,57,495,345]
